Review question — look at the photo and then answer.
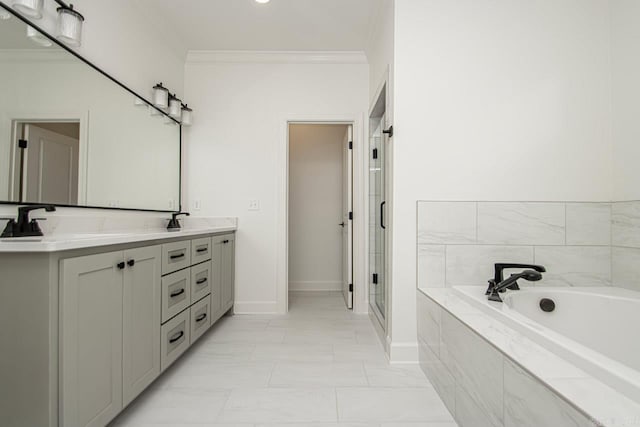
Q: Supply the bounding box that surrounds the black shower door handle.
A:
[380,201,386,229]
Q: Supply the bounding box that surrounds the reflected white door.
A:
[342,125,353,309]
[23,124,79,204]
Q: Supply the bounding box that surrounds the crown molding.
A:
[185,50,368,65]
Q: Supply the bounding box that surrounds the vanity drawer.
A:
[161,269,191,323]
[162,240,191,275]
[191,237,212,265]
[160,308,190,372]
[191,260,212,304]
[190,296,211,343]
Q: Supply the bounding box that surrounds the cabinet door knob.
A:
[127,259,135,267]
[117,262,125,270]
[223,240,229,244]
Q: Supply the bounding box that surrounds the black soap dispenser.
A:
[167,212,190,231]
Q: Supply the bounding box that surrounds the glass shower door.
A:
[369,114,386,325]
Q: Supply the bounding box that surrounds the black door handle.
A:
[195,313,207,322]
[117,262,125,270]
[196,247,208,253]
[339,222,345,227]
[169,331,184,344]
[127,259,135,267]
[170,253,185,260]
[196,278,208,285]
[170,288,185,298]
[380,201,386,229]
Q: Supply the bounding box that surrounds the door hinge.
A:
[349,284,353,292]
[349,211,353,220]
[383,126,394,138]
[372,148,378,159]
[373,273,378,284]
[348,140,353,150]
[18,139,27,149]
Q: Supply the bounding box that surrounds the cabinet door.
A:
[221,235,235,312]
[60,251,124,427]
[122,245,161,407]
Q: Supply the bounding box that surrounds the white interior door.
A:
[342,125,354,309]
[23,124,79,204]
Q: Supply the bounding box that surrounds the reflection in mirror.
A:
[0,5,181,211]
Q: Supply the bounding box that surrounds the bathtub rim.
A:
[418,286,640,426]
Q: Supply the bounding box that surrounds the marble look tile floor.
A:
[110,292,457,427]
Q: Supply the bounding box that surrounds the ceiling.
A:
[134,0,383,52]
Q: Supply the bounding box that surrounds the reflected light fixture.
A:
[55,2,84,47]
[152,83,169,108]
[12,0,43,19]
[181,104,193,126]
[168,94,182,119]
[27,25,52,46]
[255,0,271,3]
[0,6,11,20]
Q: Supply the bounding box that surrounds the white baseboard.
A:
[388,339,419,364]
[233,301,280,314]
[289,281,342,292]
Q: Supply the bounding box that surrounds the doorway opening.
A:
[287,123,354,310]
[10,121,81,205]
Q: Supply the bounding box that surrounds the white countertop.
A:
[0,226,236,253]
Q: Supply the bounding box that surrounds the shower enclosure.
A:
[369,85,388,328]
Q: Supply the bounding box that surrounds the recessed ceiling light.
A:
[255,0,270,4]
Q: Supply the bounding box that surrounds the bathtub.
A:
[453,285,640,404]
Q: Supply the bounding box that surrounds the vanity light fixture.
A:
[168,94,182,119]
[152,82,169,108]
[255,0,271,3]
[181,104,193,126]
[11,0,43,19]
[55,1,84,47]
[27,25,52,46]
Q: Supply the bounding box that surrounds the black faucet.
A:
[486,263,546,302]
[167,212,190,231]
[1,205,56,238]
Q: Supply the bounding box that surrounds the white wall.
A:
[288,124,347,291]
[184,53,369,313]
[392,0,613,361]
[612,0,640,201]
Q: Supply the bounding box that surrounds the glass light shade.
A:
[0,7,12,20]
[168,96,182,119]
[12,0,43,18]
[181,105,193,126]
[152,83,169,108]
[57,6,83,47]
[27,25,52,47]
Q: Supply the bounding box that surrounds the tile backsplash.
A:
[417,201,614,289]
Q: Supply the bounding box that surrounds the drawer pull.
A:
[170,288,185,298]
[196,278,208,285]
[169,331,184,344]
[170,253,185,260]
[196,247,208,253]
[196,313,207,322]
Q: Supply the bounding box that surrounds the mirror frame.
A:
[0,2,182,213]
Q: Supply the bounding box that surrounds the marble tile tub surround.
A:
[417,201,613,288]
[417,289,640,427]
[0,205,237,236]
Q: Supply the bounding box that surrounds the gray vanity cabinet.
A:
[122,246,162,407]
[60,245,161,427]
[60,251,126,427]
[213,233,235,317]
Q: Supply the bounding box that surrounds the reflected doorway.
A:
[11,121,80,205]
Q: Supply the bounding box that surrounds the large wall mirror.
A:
[0,4,181,212]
